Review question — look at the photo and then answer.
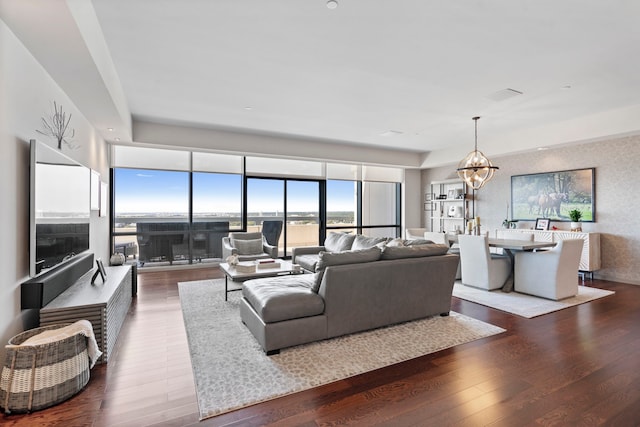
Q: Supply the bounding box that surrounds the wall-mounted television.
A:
[30,139,90,276]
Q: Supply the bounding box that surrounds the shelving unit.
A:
[427,179,469,234]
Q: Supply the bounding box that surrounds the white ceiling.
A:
[3,0,640,167]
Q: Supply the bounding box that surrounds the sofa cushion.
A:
[351,235,389,250]
[384,238,434,248]
[232,238,263,255]
[313,247,382,292]
[381,244,450,260]
[316,246,382,271]
[242,275,324,323]
[324,232,356,252]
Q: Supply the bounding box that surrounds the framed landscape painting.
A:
[511,168,595,222]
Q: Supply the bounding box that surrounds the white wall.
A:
[402,169,422,233]
[0,19,110,360]
[422,136,640,285]
[133,120,424,168]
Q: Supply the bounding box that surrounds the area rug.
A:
[452,282,614,318]
[178,279,505,420]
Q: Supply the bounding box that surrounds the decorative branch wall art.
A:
[37,101,76,150]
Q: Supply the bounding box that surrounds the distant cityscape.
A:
[114,211,355,228]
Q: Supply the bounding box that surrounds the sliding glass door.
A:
[246,178,320,257]
[286,180,320,252]
[246,178,285,255]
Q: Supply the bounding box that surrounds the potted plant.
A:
[569,209,582,231]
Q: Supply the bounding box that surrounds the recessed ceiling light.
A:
[487,88,524,102]
[115,137,121,141]
[537,147,549,151]
[327,1,338,9]
[381,130,403,136]
[244,106,253,111]
[107,127,114,131]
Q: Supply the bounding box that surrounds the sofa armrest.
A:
[221,237,237,259]
[263,242,278,258]
[292,246,326,263]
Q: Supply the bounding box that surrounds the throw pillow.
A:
[351,235,389,250]
[381,244,450,260]
[233,238,263,255]
[324,232,356,252]
[385,237,406,247]
[405,238,434,246]
[315,246,382,271]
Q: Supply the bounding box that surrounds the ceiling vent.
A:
[487,88,523,102]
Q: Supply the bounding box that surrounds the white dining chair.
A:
[405,228,427,240]
[424,231,449,246]
[514,239,584,300]
[426,231,460,278]
[458,235,511,290]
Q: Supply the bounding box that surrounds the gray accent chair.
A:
[222,232,278,262]
[261,220,283,247]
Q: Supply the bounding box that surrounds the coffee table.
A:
[219,260,304,301]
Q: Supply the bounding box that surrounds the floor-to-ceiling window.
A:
[113,168,190,266]
[246,177,321,257]
[360,165,402,237]
[286,180,320,251]
[245,157,324,257]
[246,177,285,254]
[326,179,358,234]
[110,146,403,268]
[326,164,402,238]
[111,147,243,267]
[361,181,400,237]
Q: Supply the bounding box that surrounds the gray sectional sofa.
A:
[239,233,459,354]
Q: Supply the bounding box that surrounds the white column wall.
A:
[0,19,110,361]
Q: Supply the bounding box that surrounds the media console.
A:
[38,264,133,363]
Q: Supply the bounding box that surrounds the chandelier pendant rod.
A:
[456,115,499,190]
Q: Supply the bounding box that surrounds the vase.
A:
[570,221,582,232]
[110,253,125,266]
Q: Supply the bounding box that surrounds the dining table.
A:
[487,238,557,292]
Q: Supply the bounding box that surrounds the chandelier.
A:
[456,116,498,190]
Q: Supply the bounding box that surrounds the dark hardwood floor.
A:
[3,268,639,426]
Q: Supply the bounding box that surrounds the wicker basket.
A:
[0,324,90,414]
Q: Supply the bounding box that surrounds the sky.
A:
[114,168,356,215]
